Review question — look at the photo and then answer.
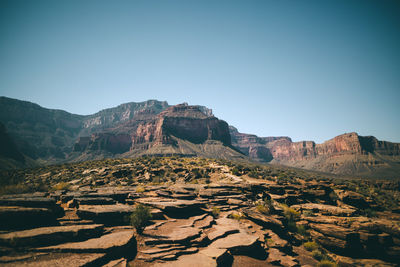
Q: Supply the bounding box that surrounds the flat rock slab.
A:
[0,224,104,247]
[152,252,217,267]
[137,247,199,262]
[37,230,135,253]
[200,247,233,266]
[0,206,57,230]
[0,197,63,217]
[136,198,205,215]
[0,252,105,267]
[291,203,356,216]
[194,215,215,229]
[0,196,55,208]
[207,225,239,242]
[77,204,134,225]
[309,223,356,240]
[75,197,116,205]
[267,248,298,267]
[144,227,202,245]
[243,210,284,233]
[141,245,186,255]
[210,232,259,254]
[103,258,128,267]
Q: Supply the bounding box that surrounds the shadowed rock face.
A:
[0,122,25,163]
[0,97,170,166]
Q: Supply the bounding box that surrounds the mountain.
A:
[72,103,243,161]
[230,129,400,178]
[1,96,399,178]
[0,97,244,168]
[0,97,170,164]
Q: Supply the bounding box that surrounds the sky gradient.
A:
[1,0,399,143]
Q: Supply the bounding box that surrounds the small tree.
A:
[130,204,152,234]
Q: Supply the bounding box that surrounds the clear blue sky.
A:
[1,0,399,143]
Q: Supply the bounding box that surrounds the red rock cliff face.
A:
[229,126,290,162]
[268,139,317,161]
[230,128,400,168]
[268,132,387,162]
[130,104,231,149]
[315,132,362,155]
[74,104,231,154]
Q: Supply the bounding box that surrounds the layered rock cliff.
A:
[230,129,400,178]
[229,126,290,162]
[75,104,233,157]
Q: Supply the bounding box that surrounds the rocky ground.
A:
[0,157,399,266]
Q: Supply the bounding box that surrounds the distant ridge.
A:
[0,96,399,179]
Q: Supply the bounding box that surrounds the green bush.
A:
[52,182,71,191]
[361,208,377,218]
[211,206,221,218]
[312,250,325,261]
[303,210,314,217]
[283,206,300,221]
[0,183,31,195]
[304,241,318,251]
[256,204,270,214]
[297,224,308,236]
[317,260,337,267]
[130,204,152,234]
[231,167,241,176]
[228,212,244,220]
[136,185,145,193]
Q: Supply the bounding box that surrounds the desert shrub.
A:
[0,183,32,195]
[256,204,270,214]
[136,185,145,193]
[360,208,377,218]
[231,167,241,176]
[228,212,244,220]
[317,260,337,267]
[297,224,308,236]
[303,210,314,217]
[190,179,199,184]
[312,250,324,261]
[281,204,300,221]
[287,220,298,232]
[130,204,152,234]
[248,170,259,178]
[328,191,338,202]
[211,207,221,218]
[304,241,318,251]
[52,182,70,191]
